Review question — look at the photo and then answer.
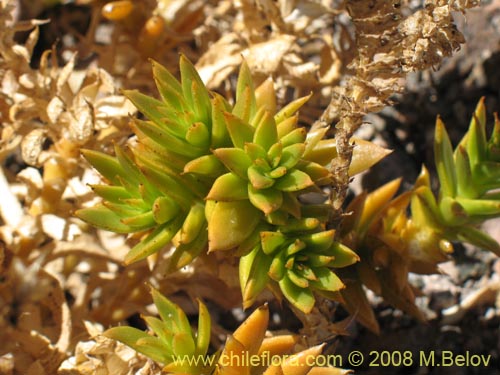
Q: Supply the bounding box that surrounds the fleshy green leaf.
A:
[185,122,210,148]
[88,185,131,203]
[260,231,287,255]
[266,166,287,179]
[124,216,184,264]
[310,268,344,292]
[81,149,123,185]
[306,254,335,268]
[142,316,173,350]
[212,148,252,179]
[328,242,360,268]
[253,111,278,151]
[180,54,211,117]
[233,61,256,123]
[277,115,298,138]
[139,163,194,209]
[454,145,478,198]
[76,205,135,233]
[268,252,287,281]
[279,217,320,233]
[208,201,261,251]
[245,142,267,162]
[172,332,196,357]
[240,246,272,309]
[248,164,275,189]
[285,239,306,257]
[255,78,277,113]
[235,223,265,255]
[439,196,468,226]
[300,230,335,252]
[240,244,259,299]
[304,127,329,157]
[274,93,311,124]
[412,186,443,229]
[280,144,305,170]
[195,300,211,357]
[286,269,309,288]
[210,94,231,148]
[179,202,206,244]
[183,154,226,177]
[121,211,156,230]
[434,117,457,198]
[115,198,148,212]
[456,226,500,256]
[279,276,315,313]
[233,85,256,124]
[267,142,283,168]
[191,79,211,125]
[297,161,330,183]
[124,89,170,128]
[274,169,314,192]
[224,112,255,149]
[151,60,186,111]
[206,173,248,201]
[294,264,317,282]
[488,113,500,161]
[151,287,192,334]
[132,136,190,171]
[248,184,283,214]
[103,327,170,363]
[281,192,301,218]
[280,127,307,148]
[456,197,500,218]
[464,98,487,166]
[132,119,203,158]
[265,209,288,225]
[169,230,208,271]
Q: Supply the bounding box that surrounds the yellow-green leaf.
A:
[207,173,248,201]
[208,201,261,251]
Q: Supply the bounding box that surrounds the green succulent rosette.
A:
[104,287,212,374]
[76,145,192,265]
[76,55,216,266]
[239,218,359,313]
[416,98,500,258]
[337,99,500,333]
[204,107,329,251]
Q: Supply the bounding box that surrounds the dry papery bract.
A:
[0,0,137,252]
[0,0,488,374]
[58,321,164,375]
[0,2,143,373]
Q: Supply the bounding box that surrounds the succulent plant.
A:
[214,303,353,375]
[104,289,352,375]
[240,227,359,314]
[76,56,389,314]
[431,98,500,253]
[405,98,500,262]
[339,99,500,332]
[77,145,193,266]
[76,56,216,267]
[103,286,211,374]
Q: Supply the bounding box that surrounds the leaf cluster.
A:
[77,56,388,314]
